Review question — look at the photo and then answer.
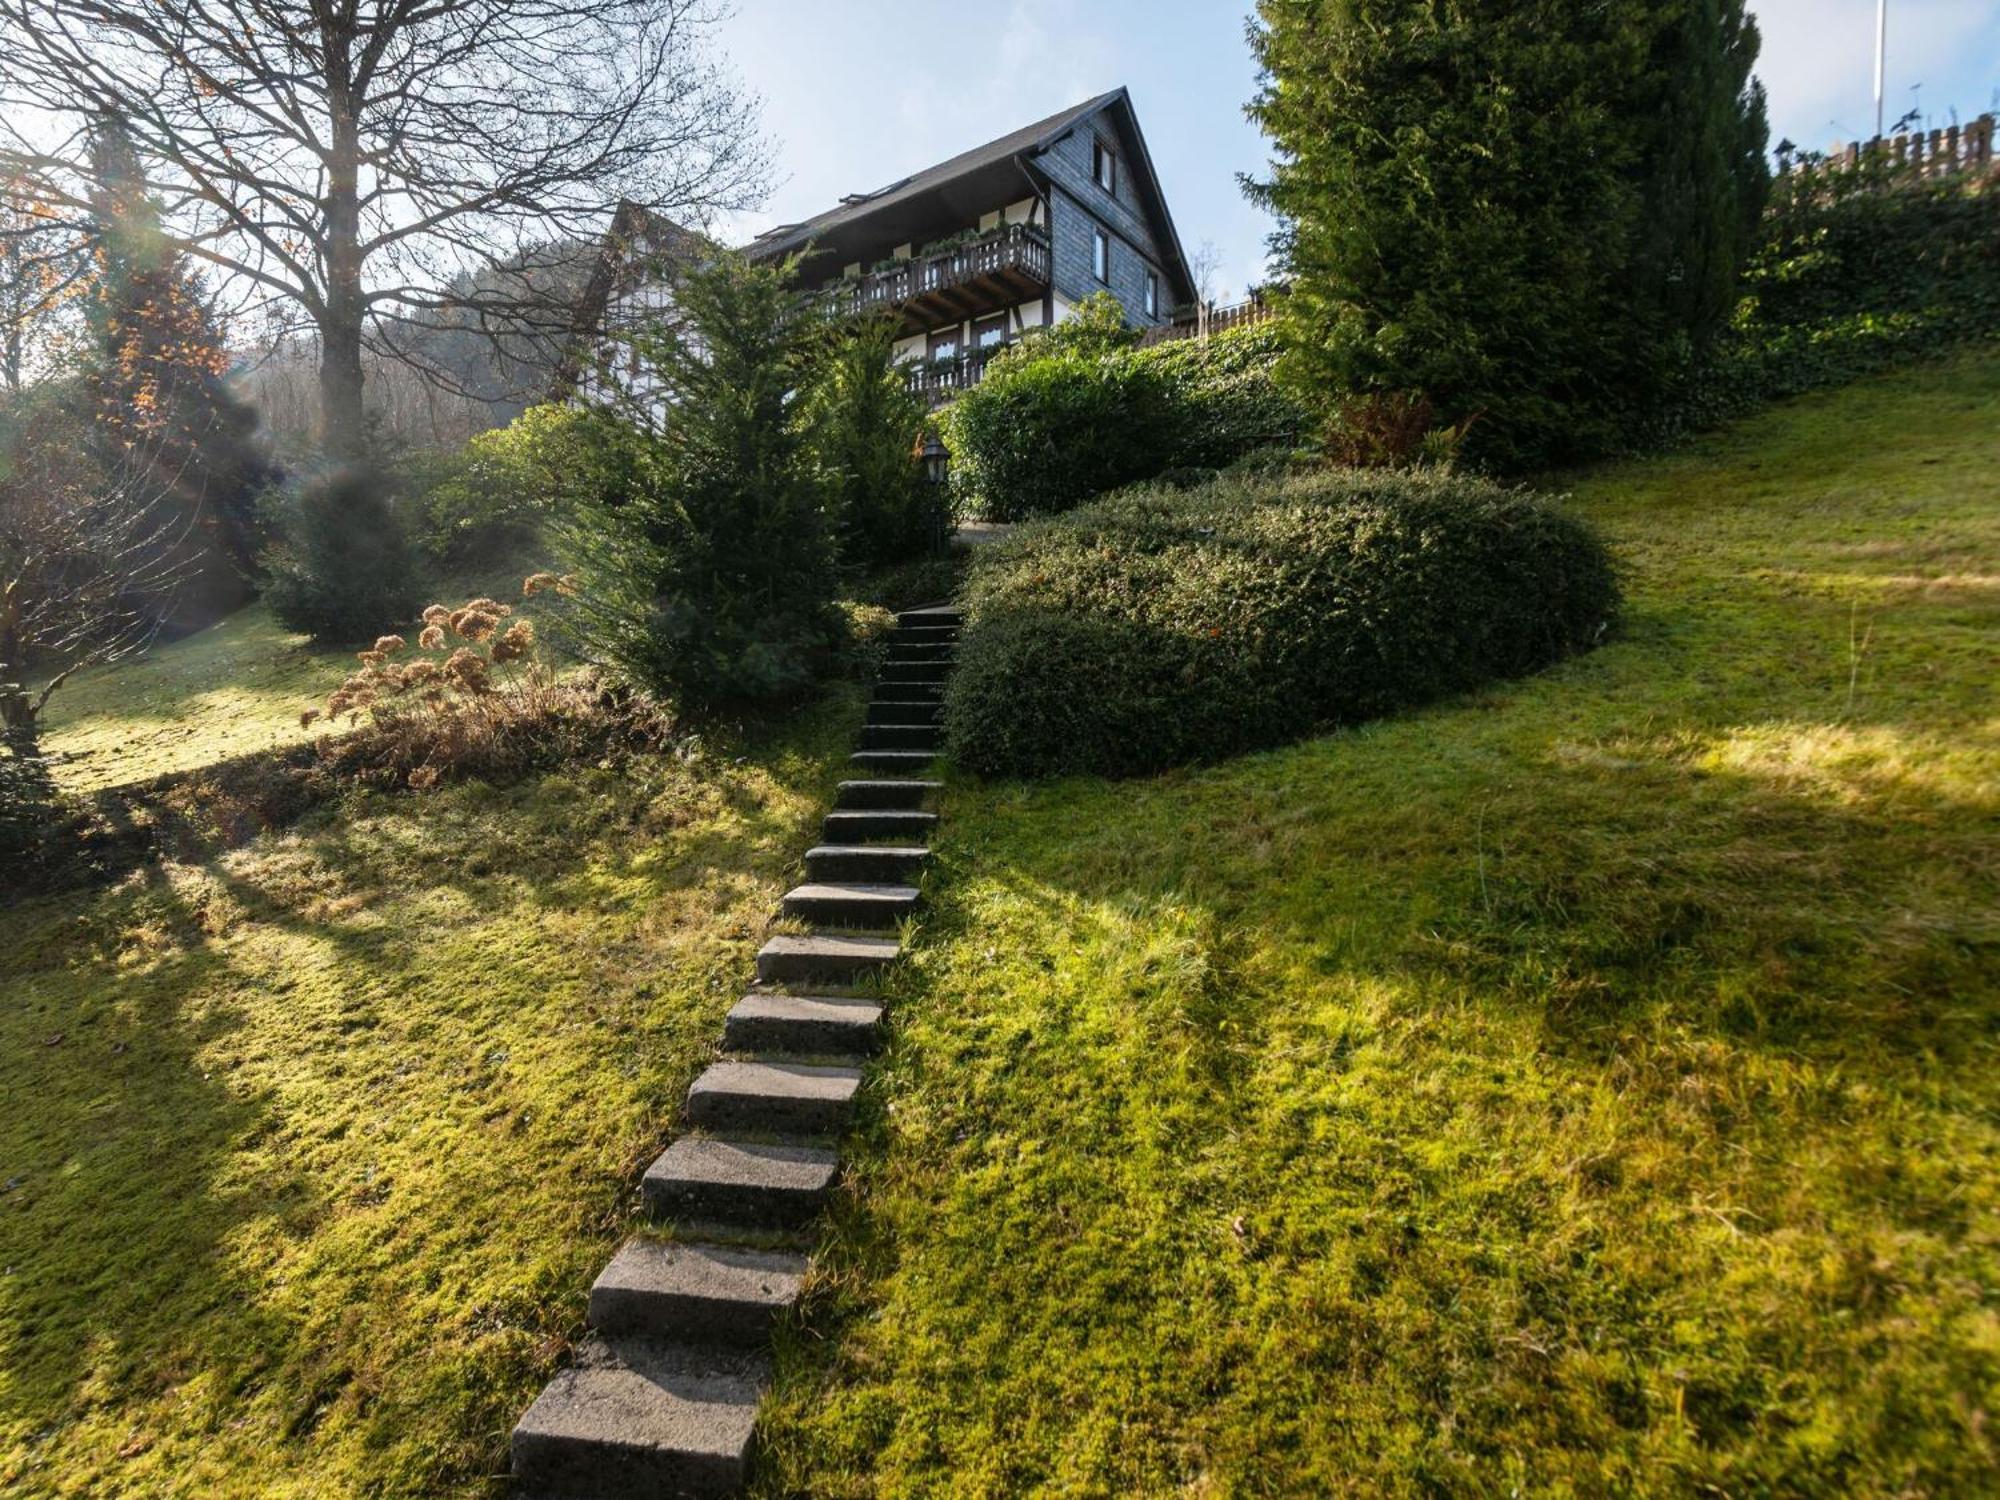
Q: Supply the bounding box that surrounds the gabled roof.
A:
[746,89,1126,260]
[551,200,709,395]
[745,87,1195,307]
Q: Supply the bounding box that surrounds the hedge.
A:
[943,468,1619,779]
[942,321,1308,521]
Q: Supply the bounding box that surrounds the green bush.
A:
[400,404,633,565]
[944,468,1619,778]
[263,469,423,644]
[1643,166,2000,441]
[942,321,1308,520]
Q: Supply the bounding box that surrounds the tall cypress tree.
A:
[1246,0,1768,471]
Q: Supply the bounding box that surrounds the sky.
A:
[716,0,2000,305]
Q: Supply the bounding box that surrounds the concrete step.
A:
[806,842,928,883]
[851,748,938,774]
[686,1059,863,1135]
[860,723,943,752]
[880,660,950,684]
[643,1137,838,1231]
[820,809,936,843]
[897,605,963,627]
[755,932,900,984]
[589,1239,806,1345]
[834,778,940,810]
[725,992,884,1055]
[876,676,945,699]
[890,624,958,645]
[511,1336,766,1499]
[866,699,942,726]
[885,640,955,661]
[781,881,920,927]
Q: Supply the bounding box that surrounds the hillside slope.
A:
[756,350,2000,1495]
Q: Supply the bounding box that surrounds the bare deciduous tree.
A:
[0,175,89,391]
[0,0,766,460]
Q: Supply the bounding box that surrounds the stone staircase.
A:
[511,604,960,1499]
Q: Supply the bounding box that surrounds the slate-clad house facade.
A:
[567,89,1197,407]
[746,88,1196,401]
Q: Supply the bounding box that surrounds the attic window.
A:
[1092,138,1117,195]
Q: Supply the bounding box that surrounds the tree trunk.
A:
[319,42,367,466]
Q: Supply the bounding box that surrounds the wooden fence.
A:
[1779,113,1996,181]
[1139,296,1276,348]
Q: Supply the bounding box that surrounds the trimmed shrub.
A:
[945,468,1619,778]
[263,469,424,644]
[943,321,1308,520]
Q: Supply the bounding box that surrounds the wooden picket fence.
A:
[1779,113,1996,182]
[1139,296,1276,348]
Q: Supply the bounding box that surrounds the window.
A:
[1091,227,1110,284]
[1093,138,1117,195]
[1144,270,1159,318]
[926,326,961,362]
[972,314,1008,349]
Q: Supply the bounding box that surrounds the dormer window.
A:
[1093,138,1117,195]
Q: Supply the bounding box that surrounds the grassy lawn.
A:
[0,694,860,1496]
[34,603,355,793]
[754,350,2000,1494]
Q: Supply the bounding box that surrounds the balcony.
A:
[823,224,1051,333]
[905,340,1012,406]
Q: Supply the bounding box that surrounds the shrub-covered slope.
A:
[945,468,1619,778]
[754,349,2000,1495]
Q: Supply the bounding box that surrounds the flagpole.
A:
[1874,0,1887,137]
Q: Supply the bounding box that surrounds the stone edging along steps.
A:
[509,604,962,1498]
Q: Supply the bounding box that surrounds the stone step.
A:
[890,624,958,644]
[512,1335,766,1499]
[834,777,940,810]
[851,748,938,774]
[866,699,942,726]
[643,1137,839,1231]
[687,1059,863,1135]
[860,723,943,752]
[820,809,936,844]
[886,640,956,661]
[880,660,950,683]
[589,1238,806,1345]
[725,992,884,1054]
[877,674,945,695]
[897,604,963,626]
[806,842,929,883]
[780,880,920,927]
[754,932,900,984]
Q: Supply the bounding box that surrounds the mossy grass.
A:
[0,690,861,1496]
[751,349,2000,1494]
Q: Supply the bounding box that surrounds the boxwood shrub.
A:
[942,322,1309,521]
[944,468,1619,778]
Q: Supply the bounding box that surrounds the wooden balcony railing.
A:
[905,340,1012,405]
[823,224,1051,324]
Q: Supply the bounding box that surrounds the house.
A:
[745,87,1197,402]
[562,88,1197,407]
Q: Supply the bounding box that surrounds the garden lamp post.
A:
[919,433,951,553]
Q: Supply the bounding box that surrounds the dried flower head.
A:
[409,766,442,791]
[444,648,492,692]
[402,659,442,689]
[449,608,500,642]
[462,596,513,617]
[557,573,580,596]
[357,649,386,667]
[422,604,451,626]
[373,635,407,656]
[418,624,446,651]
[523,572,557,597]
